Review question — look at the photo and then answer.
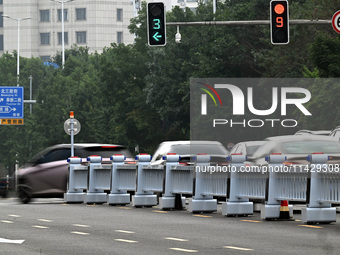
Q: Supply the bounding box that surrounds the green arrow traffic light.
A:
[153,32,163,41]
[147,3,166,46]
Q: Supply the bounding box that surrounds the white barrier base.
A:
[253,203,262,212]
[132,194,157,207]
[261,204,293,220]
[159,196,186,210]
[301,207,336,223]
[187,198,217,213]
[64,192,85,203]
[84,192,107,204]
[221,202,253,216]
[108,193,130,205]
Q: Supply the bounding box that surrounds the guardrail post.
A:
[159,153,186,210]
[188,154,217,213]
[64,157,88,203]
[261,154,293,220]
[302,153,336,224]
[132,154,158,207]
[222,154,252,216]
[108,154,131,205]
[84,155,111,204]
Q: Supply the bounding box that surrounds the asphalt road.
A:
[1,197,340,255]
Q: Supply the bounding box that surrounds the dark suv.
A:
[17,143,133,203]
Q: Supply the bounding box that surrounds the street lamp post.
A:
[2,15,31,86]
[51,0,75,69]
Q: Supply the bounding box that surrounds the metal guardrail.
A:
[84,156,109,204]
[132,154,158,207]
[64,152,340,224]
[159,154,191,210]
[64,157,87,203]
[116,165,137,191]
[188,155,218,213]
[302,154,338,223]
[236,169,267,200]
[142,165,164,192]
[274,168,308,202]
[108,155,135,206]
[72,166,88,190]
[223,154,253,216]
[200,171,228,197]
[318,171,340,204]
[171,165,194,195]
[93,165,112,190]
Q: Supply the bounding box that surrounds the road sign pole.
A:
[29,75,33,114]
[70,111,74,157]
[64,113,81,157]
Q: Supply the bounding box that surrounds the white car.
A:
[151,140,229,165]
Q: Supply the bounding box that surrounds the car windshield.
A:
[169,144,228,155]
[247,145,263,156]
[280,141,340,154]
[25,148,52,165]
[77,146,132,158]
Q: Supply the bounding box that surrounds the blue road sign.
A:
[0,87,24,119]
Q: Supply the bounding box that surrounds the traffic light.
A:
[147,2,166,46]
[270,0,289,45]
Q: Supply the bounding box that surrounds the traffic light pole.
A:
[166,19,331,27]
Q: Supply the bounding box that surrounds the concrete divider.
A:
[84,155,111,204]
[159,154,193,210]
[222,154,254,216]
[188,154,218,213]
[132,154,163,207]
[64,157,88,203]
[261,154,293,220]
[302,153,337,224]
[108,154,136,205]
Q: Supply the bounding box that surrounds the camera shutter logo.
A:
[197,82,223,115]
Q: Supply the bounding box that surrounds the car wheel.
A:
[18,184,32,204]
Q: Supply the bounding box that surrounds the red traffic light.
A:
[274,4,285,14]
[270,0,289,45]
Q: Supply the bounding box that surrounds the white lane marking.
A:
[72,224,91,228]
[169,248,198,253]
[114,239,138,243]
[32,225,49,229]
[1,220,14,224]
[38,219,53,223]
[8,214,21,218]
[0,238,25,244]
[71,231,90,235]
[165,237,189,242]
[223,246,254,251]
[115,230,136,234]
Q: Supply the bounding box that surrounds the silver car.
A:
[150,140,229,165]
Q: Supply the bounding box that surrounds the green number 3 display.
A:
[153,19,161,29]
